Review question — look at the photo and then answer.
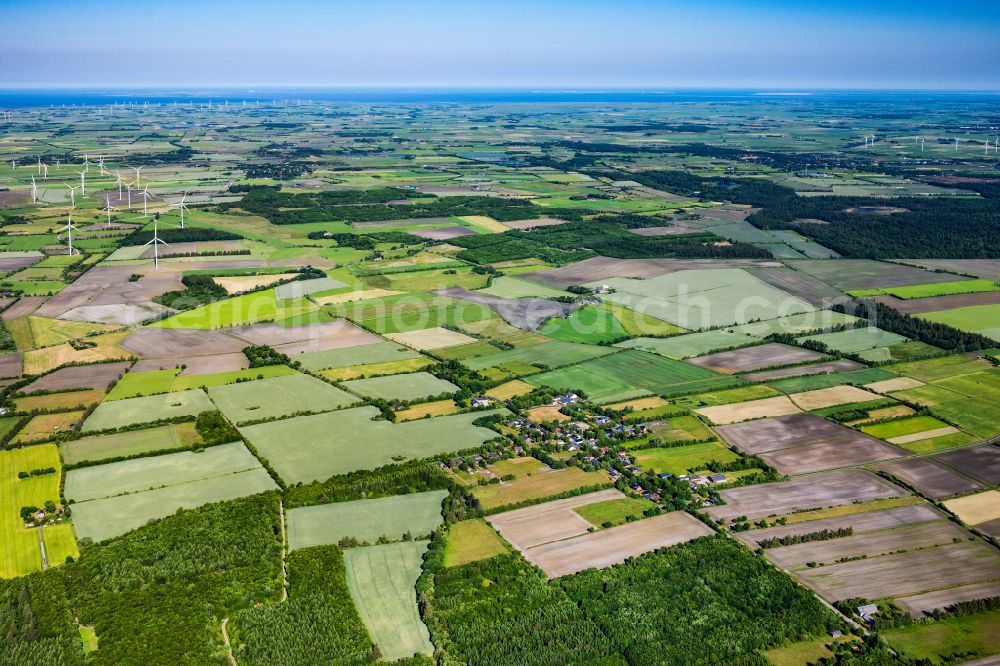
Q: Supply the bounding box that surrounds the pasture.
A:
[442,519,508,567]
[0,444,69,578]
[240,407,505,484]
[633,442,739,475]
[294,341,421,372]
[616,330,758,359]
[82,389,215,432]
[695,396,800,425]
[344,541,434,661]
[341,372,458,402]
[539,306,627,345]
[462,340,615,372]
[151,289,318,329]
[208,373,356,423]
[527,350,741,401]
[589,268,815,329]
[287,490,447,549]
[473,466,610,511]
[385,326,477,351]
[67,443,276,542]
[106,365,295,400]
[850,278,1000,299]
[918,304,1000,342]
[796,327,909,353]
[59,422,200,465]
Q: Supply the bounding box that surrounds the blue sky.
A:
[1,0,998,89]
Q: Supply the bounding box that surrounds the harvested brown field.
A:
[473,467,610,511]
[877,458,982,499]
[766,520,967,570]
[747,266,846,307]
[314,289,404,305]
[695,396,800,425]
[0,296,47,320]
[214,273,297,294]
[935,445,1000,485]
[484,380,535,401]
[529,512,712,578]
[525,405,571,423]
[487,490,624,551]
[22,331,133,375]
[122,328,245,358]
[873,290,1000,315]
[687,343,826,374]
[796,541,1000,602]
[786,259,964,292]
[385,326,476,350]
[501,218,567,230]
[606,396,670,411]
[628,224,701,236]
[944,491,1000,526]
[900,259,1000,281]
[896,581,1000,617]
[525,257,781,289]
[760,437,904,475]
[741,359,864,382]
[230,320,380,354]
[21,361,131,392]
[15,388,106,412]
[33,265,179,322]
[864,377,925,393]
[788,385,883,410]
[410,226,476,240]
[716,413,876,454]
[13,410,85,444]
[132,352,250,375]
[705,469,906,522]
[433,286,575,331]
[734,504,942,549]
[0,254,41,275]
[0,352,22,378]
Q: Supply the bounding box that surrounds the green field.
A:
[797,327,909,353]
[344,541,434,661]
[208,373,357,423]
[918,304,1000,343]
[670,384,782,408]
[472,466,610,510]
[894,431,978,454]
[65,442,263,502]
[633,442,739,476]
[767,368,897,393]
[884,610,1000,664]
[592,268,815,328]
[82,389,216,432]
[442,519,508,568]
[59,422,200,465]
[526,350,741,401]
[287,490,447,550]
[106,365,296,400]
[240,407,505,484]
[573,497,656,527]
[0,445,69,578]
[462,340,614,372]
[892,384,1000,438]
[341,371,458,402]
[850,278,1000,299]
[151,289,319,329]
[616,330,759,359]
[294,341,422,372]
[477,276,571,299]
[67,443,276,542]
[539,306,628,344]
[860,415,956,440]
[729,310,861,337]
[888,354,992,382]
[647,415,716,442]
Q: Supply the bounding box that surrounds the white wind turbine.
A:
[170,191,189,228]
[132,165,143,189]
[66,184,78,207]
[126,181,133,210]
[141,185,151,217]
[98,155,106,175]
[31,176,38,203]
[82,155,90,173]
[42,163,48,179]
[955,137,960,150]
[115,171,123,200]
[145,217,169,270]
[104,194,114,228]
[58,210,81,256]
[76,168,86,195]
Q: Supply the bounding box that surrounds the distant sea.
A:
[0,88,998,107]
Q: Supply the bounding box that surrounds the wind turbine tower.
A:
[104,195,114,229]
[145,218,169,270]
[66,185,78,207]
[171,192,189,228]
[59,210,81,256]
[132,165,143,189]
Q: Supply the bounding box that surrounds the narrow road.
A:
[221,618,236,666]
[37,527,48,569]
[279,499,288,602]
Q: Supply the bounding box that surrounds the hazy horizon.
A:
[1,0,998,90]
